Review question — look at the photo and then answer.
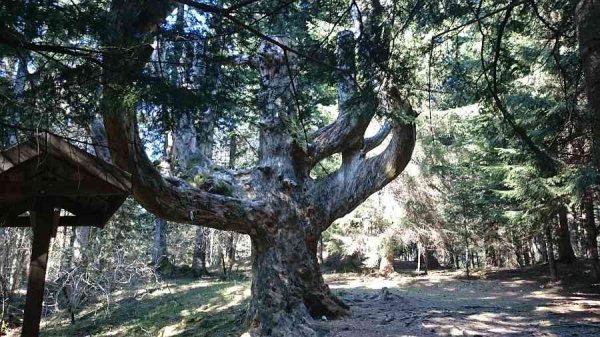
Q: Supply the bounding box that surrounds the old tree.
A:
[100,0,414,336]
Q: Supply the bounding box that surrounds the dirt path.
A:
[320,270,600,337]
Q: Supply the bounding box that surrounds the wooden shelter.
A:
[0,132,131,336]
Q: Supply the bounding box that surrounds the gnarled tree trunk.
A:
[101,1,415,336]
[245,228,349,337]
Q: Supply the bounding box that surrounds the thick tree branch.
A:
[363,121,392,154]
[310,30,375,165]
[102,109,268,234]
[314,87,416,227]
[101,0,271,234]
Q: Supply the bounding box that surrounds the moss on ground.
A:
[42,279,250,337]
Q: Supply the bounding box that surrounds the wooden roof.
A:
[0,132,131,228]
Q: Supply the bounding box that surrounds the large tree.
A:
[573,0,600,279]
[101,0,415,336]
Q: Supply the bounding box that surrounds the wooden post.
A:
[21,203,57,337]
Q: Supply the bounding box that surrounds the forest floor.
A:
[29,263,600,337]
[320,264,600,337]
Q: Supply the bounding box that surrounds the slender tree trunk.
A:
[192,227,209,277]
[523,247,530,266]
[73,226,90,264]
[225,233,237,275]
[416,244,422,273]
[422,246,429,275]
[535,233,548,263]
[583,196,600,280]
[152,218,169,267]
[6,55,27,146]
[556,206,577,263]
[464,222,470,277]
[545,223,558,280]
[515,242,524,268]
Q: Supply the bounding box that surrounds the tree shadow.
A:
[42,279,249,337]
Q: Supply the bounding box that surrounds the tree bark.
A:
[574,1,600,279]
[573,0,600,172]
[245,232,349,337]
[422,246,429,275]
[73,226,90,264]
[545,223,558,280]
[100,2,415,335]
[152,218,169,267]
[426,249,440,269]
[556,206,577,263]
[583,196,600,280]
[5,55,27,146]
[192,227,209,277]
[416,244,422,272]
[535,233,548,263]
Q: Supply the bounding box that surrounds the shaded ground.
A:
[40,278,250,337]
[10,264,600,336]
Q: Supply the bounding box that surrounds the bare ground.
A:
[319,267,600,337]
[11,264,600,336]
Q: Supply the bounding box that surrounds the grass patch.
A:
[42,278,250,337]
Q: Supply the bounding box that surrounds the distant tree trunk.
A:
[8,230,28,295]
[535,233,548,263]
[425,249,440,270]
[224,233,237,275]
[523,247,531,266]
[416,244,422,273]
[422,246,429,275]
[192,227,209,277]
[487,247,498,267]
[5,55,27,146]
[379,237,395,275]
[222,134,239,277]
[73,226,90,264]
[463,221,470,277]
[583,196,600,280]
[88,115,112,162]
[152,218,169,267]
[515,241,524,268]
[556,206,576,263]
[379,251,395,275]
[545,223,558,280]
